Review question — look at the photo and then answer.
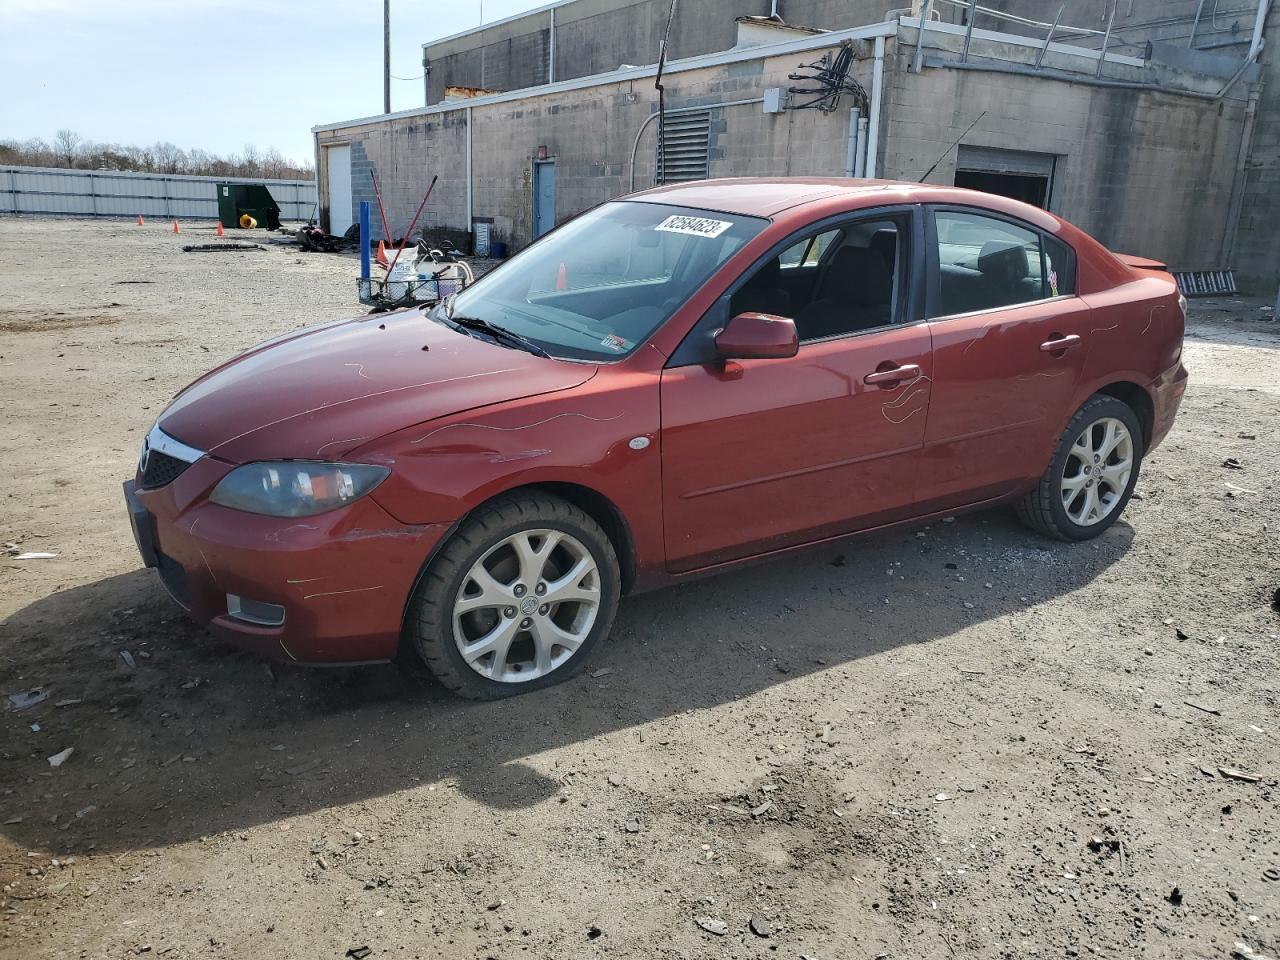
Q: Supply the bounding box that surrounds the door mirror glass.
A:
[714,312,799,360]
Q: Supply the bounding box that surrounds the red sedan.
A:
[124,179,1187,699]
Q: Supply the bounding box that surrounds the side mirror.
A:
[714,312,799,360]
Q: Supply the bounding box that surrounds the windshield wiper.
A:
[447,313,551,358]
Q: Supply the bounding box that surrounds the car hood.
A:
[158,308,598,463]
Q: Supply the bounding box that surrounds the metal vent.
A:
[1173,270,1237,297]
[656,111,711,185]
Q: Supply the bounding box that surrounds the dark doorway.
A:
[954,170,1049,207]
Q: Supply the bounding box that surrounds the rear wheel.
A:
[1015,395,1144,541]
[409,491,620,700]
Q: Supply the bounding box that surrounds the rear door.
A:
[659,208,933,573]
[917,206,1090,511]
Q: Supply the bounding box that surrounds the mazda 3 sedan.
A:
[124,178,1187,699]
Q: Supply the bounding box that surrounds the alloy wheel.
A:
[1061,416,1133,527]
[452,529,601,683]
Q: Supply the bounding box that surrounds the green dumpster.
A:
[216,183,282,230]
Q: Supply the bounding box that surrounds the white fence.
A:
[0,165,318,221]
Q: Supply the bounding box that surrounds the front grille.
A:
[142,450,191,489]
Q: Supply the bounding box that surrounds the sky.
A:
[0,0,549,165]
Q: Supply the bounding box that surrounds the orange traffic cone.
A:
[216,221,224,237]
[376,240,389,268]
[171,220,180,235]
[136,214,144,226]
[556,262,568,290]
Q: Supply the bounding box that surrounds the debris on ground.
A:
[695,917,728,936]
[180,243,263,253]
[1184,699,1221,715]
[345,948,371,960]
[1218,766,1261,783]
[47,747,74,767]
[749,915,773,937]
[11,551,57,560]
[6,687,49,711]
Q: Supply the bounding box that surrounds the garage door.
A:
[956,145,1057,178]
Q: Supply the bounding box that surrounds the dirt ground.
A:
[1,217,1278,960]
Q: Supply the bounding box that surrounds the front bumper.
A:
[124,466,450,664]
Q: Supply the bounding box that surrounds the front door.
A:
[917,206,1090,510]
[659,211,932,573]
[533,160,556,238]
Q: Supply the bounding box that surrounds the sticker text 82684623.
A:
[654,215,732,239]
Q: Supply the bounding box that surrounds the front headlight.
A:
[209,462,390,517]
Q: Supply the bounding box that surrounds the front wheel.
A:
[1015,395,1144,541]
[408,491,621,700]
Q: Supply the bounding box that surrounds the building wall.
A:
[424,0,904,103]
[317,112,470,241]
[879,37,1248,267]
[325,12,1257,276]
[324,42,870,248]
[1231,4,1279,293]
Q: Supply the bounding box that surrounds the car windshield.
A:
[437,201,766,361]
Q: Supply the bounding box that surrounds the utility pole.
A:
[383,0,392,114]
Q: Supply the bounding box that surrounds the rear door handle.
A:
[863,363,921,386]
[1039,334,1081,353]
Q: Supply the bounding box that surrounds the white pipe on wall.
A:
[855,116,869,177]
[865,35,885,178]
[1247,0,1272,61]
[549,7,556,83]
[465,105,474,236]
[845,107,861,177]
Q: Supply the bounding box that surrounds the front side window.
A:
[730,218,902,342]
[932,210,1048,317]
[441,202,766,361]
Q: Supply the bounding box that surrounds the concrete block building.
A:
[313,0,1277,293]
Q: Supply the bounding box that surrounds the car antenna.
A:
[917,110,988,184]
[654,0,678,185]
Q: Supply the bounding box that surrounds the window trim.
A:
[923,204,1078,324]
[666,204,927,368]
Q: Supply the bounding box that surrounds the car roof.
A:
[625,177,1061,232]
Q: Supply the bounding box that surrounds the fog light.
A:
[226,594,286,627]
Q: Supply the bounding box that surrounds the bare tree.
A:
[152,141,187,174]
[52,129,84,168]
[1,132,313,180]
[260,146,288,179]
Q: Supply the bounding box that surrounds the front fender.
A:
[358,371,664,574]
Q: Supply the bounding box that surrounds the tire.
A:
[408,491,621,700]
[1015,394,1145,542]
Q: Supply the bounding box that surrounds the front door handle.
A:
[1039,334,1081,353]
[863,363,921,387]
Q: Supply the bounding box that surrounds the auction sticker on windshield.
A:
[655,215,733,239]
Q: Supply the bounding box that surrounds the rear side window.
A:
[932,211,1046,317]
[1043,233,1076,297]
